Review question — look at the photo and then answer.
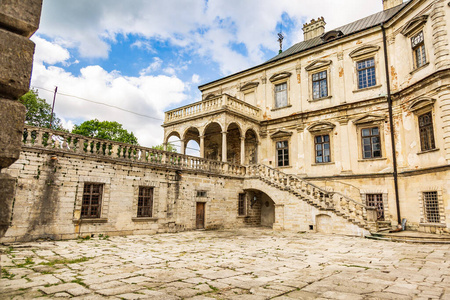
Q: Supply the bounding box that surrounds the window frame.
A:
[408,98,437,154]
[349,45,380,92]
[411,31,427,69]
[305,60,332,101]
[274,81,288,109]
[81,183,103,219]
[353,114,386,161]
[314,134,331,163]
[137,186,154,218]
[356,57,377,90]
[276,140,289,167]
[269,71,292,110]
[418,111,436,152]
[361,126,382,159]
[365,193,385,221]
[238,193,246,216]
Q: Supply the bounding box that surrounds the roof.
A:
[199,2,409,90]
[266,2,408,63]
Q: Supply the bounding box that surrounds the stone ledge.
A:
[73,218,108,224]
[131,217,158,222]
[0,0,43,38]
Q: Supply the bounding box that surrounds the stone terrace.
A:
[1,228,449,299]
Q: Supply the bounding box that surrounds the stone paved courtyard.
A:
[1,228,449,299]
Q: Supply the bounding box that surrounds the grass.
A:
[39,256,91,267]
[342,264,370,270]
[71,278,88,287]
[15,257,34,268]
[1,268,16,279]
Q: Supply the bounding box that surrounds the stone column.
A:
[222,131,227,162]
[338,117,352,174]
[431,0,450,70]
[199,135,205,158]
[180,139,185,155]
[439,88,450,163]
[240,136,245,165]
[0,0,43,238]
[163,142,168,151]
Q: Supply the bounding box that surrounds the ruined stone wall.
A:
[1,148,251,242]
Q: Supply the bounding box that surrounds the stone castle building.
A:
[1,0,449,242]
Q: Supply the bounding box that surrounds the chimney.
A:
[303,17,326,41]
[383,0,403,10]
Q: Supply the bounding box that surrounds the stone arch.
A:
[164,131,181,151]
[203,122,223,161]
[244,128,259,164]
[183,127,201,156]
[226,122,242,164]
[242,189,276,228]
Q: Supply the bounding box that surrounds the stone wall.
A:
[0,0,43,238]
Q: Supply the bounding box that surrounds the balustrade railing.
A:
[165,94,261,123]
[21,125,246,176]
[246,164,377,227]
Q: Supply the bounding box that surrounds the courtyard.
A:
[0,228,449,300]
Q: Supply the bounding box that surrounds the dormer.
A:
[321,30,343,42]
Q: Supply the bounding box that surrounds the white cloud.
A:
[31,59,187,147]
[139,57,163,76]
[191,74,200,84]
[31,35,70,65]
[38,0,384,75]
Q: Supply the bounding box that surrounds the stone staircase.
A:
[246,164,378,232]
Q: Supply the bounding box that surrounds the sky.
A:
[30,0,386,149]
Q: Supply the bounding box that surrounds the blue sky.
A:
[30,0,385,148]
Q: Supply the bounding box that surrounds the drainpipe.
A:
[381,24,401,226]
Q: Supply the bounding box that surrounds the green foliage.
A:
[152,143,177,152]
[72,119,139,145]
[19,90,65,131]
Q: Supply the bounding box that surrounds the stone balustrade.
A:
[165,94,261,123]
[21,125,246,177]
[246,164,377,230]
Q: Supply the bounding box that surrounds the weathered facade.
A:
[0,0,43,238]
[2,0,449,242]
[163,0,450,234]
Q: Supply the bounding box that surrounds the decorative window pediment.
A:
[349,45,380,59]
[408,98,435,113]
[353,114,386,125]
[305,60,332,72]
[401,15,428,37]
[270,130,293,139]
[321,30,343,42]
[269,72,292,83]
[307,122,335,133]
[240,82,259,92]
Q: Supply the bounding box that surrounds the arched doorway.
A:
[204,122,222,161]
[227,123,242,164]
[243,190,275,228]
[244,129,258,165]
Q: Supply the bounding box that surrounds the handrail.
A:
[164,93,261,123]
[21,125,247,177]
[246,164,376,227]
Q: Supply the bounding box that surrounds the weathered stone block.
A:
[0,98,26,168]
[0,28,35,99]
[0,173,16,237]
[0,0,43,37]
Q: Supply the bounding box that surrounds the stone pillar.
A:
[338,118,352,174]
[431,0,450,71]
[180,139,185,155]
[163,142,168,151]
[199,135,205,158]
[240,137,245,165]
[439,88,450,163]
[222,131,227,162]
[0,0,43,238]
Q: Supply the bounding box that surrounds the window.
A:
[315,135,330,163]
[411,31,426,69]
[423,191,440,223]
[137,187,153,217]
[366,194,384,220]
[274,82,288,108]
[197,190,207,197]
[238,193,246,216]
[361,127,381,159]
[81,183,103,218]
[418,111,435,151]
[276,140,289,167]
[312,71,328,99]
[357,58,376,89]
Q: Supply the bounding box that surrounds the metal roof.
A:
[266,3,408,63]
[198,2,409,90]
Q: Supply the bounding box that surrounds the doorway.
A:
[196,202,205,229]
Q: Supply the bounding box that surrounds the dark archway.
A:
[204,122,222,161]
[227,123,242,164]
[244,129,258,165]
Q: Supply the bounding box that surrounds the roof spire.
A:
[277,21,284,54]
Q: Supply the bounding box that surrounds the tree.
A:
[152,143,178,152]
[72,119,139,145]
[19,89,65,131]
